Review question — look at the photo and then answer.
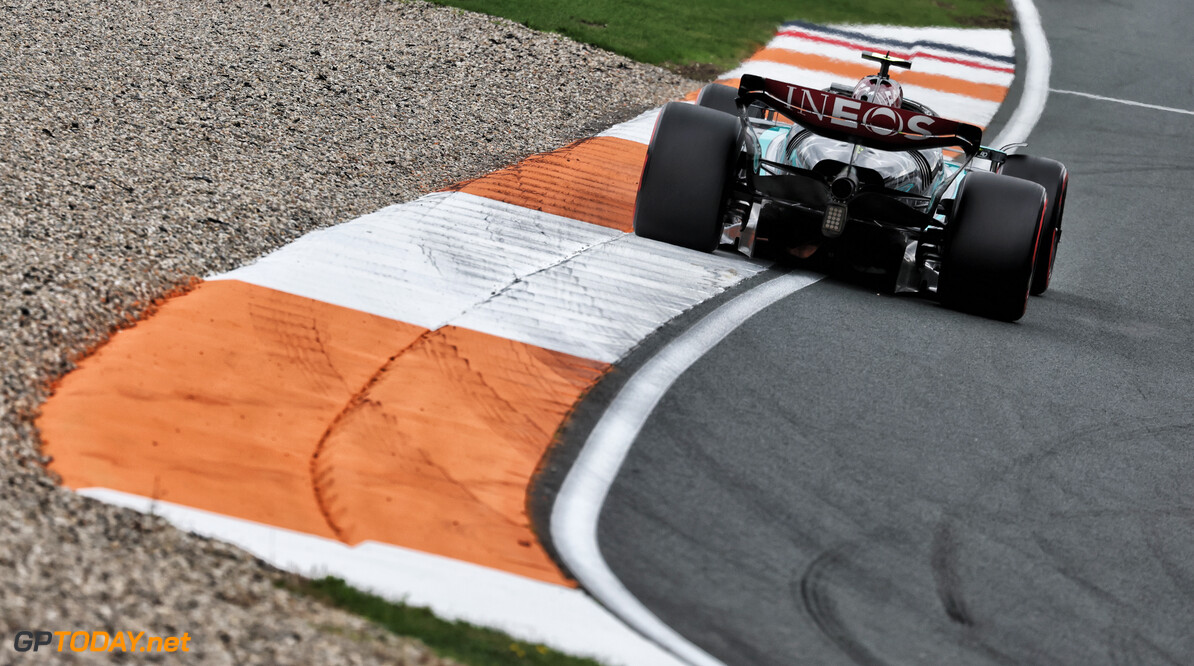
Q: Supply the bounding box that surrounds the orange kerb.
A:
[450,136,646,232]
[39,280,425,537]
[314,326,606,585]
[39,280,606,585]
[683,78,742,102]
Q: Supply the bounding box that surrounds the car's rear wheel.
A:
[696,83,740,115]
[696,82,766,119]
[939,170,1046,322]
[1001,154,1068,295]
[633,101,741,252]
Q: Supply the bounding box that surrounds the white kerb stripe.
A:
[597,107,663,145]
[453,236,765,363]
[814,24,1014,58]
[214,190,762,364]
[551,271,821,666]
[80,488,685,666]
[764,35,1014,86]
[213,191,620,331]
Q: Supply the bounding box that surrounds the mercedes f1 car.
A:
[632,52,1069,321]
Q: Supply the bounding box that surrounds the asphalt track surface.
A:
[589,1,1194,664]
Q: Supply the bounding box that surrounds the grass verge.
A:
[284,576,602,666]
[428,0,1013,76]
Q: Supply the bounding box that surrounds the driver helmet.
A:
[852,75,903,108]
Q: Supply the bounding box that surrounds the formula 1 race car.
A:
[632,52,1069,321]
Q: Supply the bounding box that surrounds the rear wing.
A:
[737,74,983,158]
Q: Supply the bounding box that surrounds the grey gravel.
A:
[0,0,693,661]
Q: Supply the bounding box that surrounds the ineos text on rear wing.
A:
[737,74,983,157]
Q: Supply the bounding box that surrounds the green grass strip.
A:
[428,0,1012,76]
[287,576,603,666]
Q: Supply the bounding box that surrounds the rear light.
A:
[822,204,847,237]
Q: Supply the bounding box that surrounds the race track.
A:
[586,0,1194,663]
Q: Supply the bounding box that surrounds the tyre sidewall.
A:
[633,102,742,252]
[1002,154,1068,294]
[940,170,1046,321]
[695,83,740,116]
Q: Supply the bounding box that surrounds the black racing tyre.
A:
[939,170,1046,322]
[696,82,766,119]
[1001,154,1069,295]
[632,102,741,252]
[695,83,740,115]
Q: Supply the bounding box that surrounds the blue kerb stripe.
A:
[781,20,1016,65]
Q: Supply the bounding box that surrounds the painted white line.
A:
[1050,88,1194,116]
[81,488,687,666]
[550,270,822,666]
[993,0,1052,147]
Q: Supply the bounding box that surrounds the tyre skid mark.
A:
[796,546,892,666]
[930,520,974,627]
[310,326,437,543]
